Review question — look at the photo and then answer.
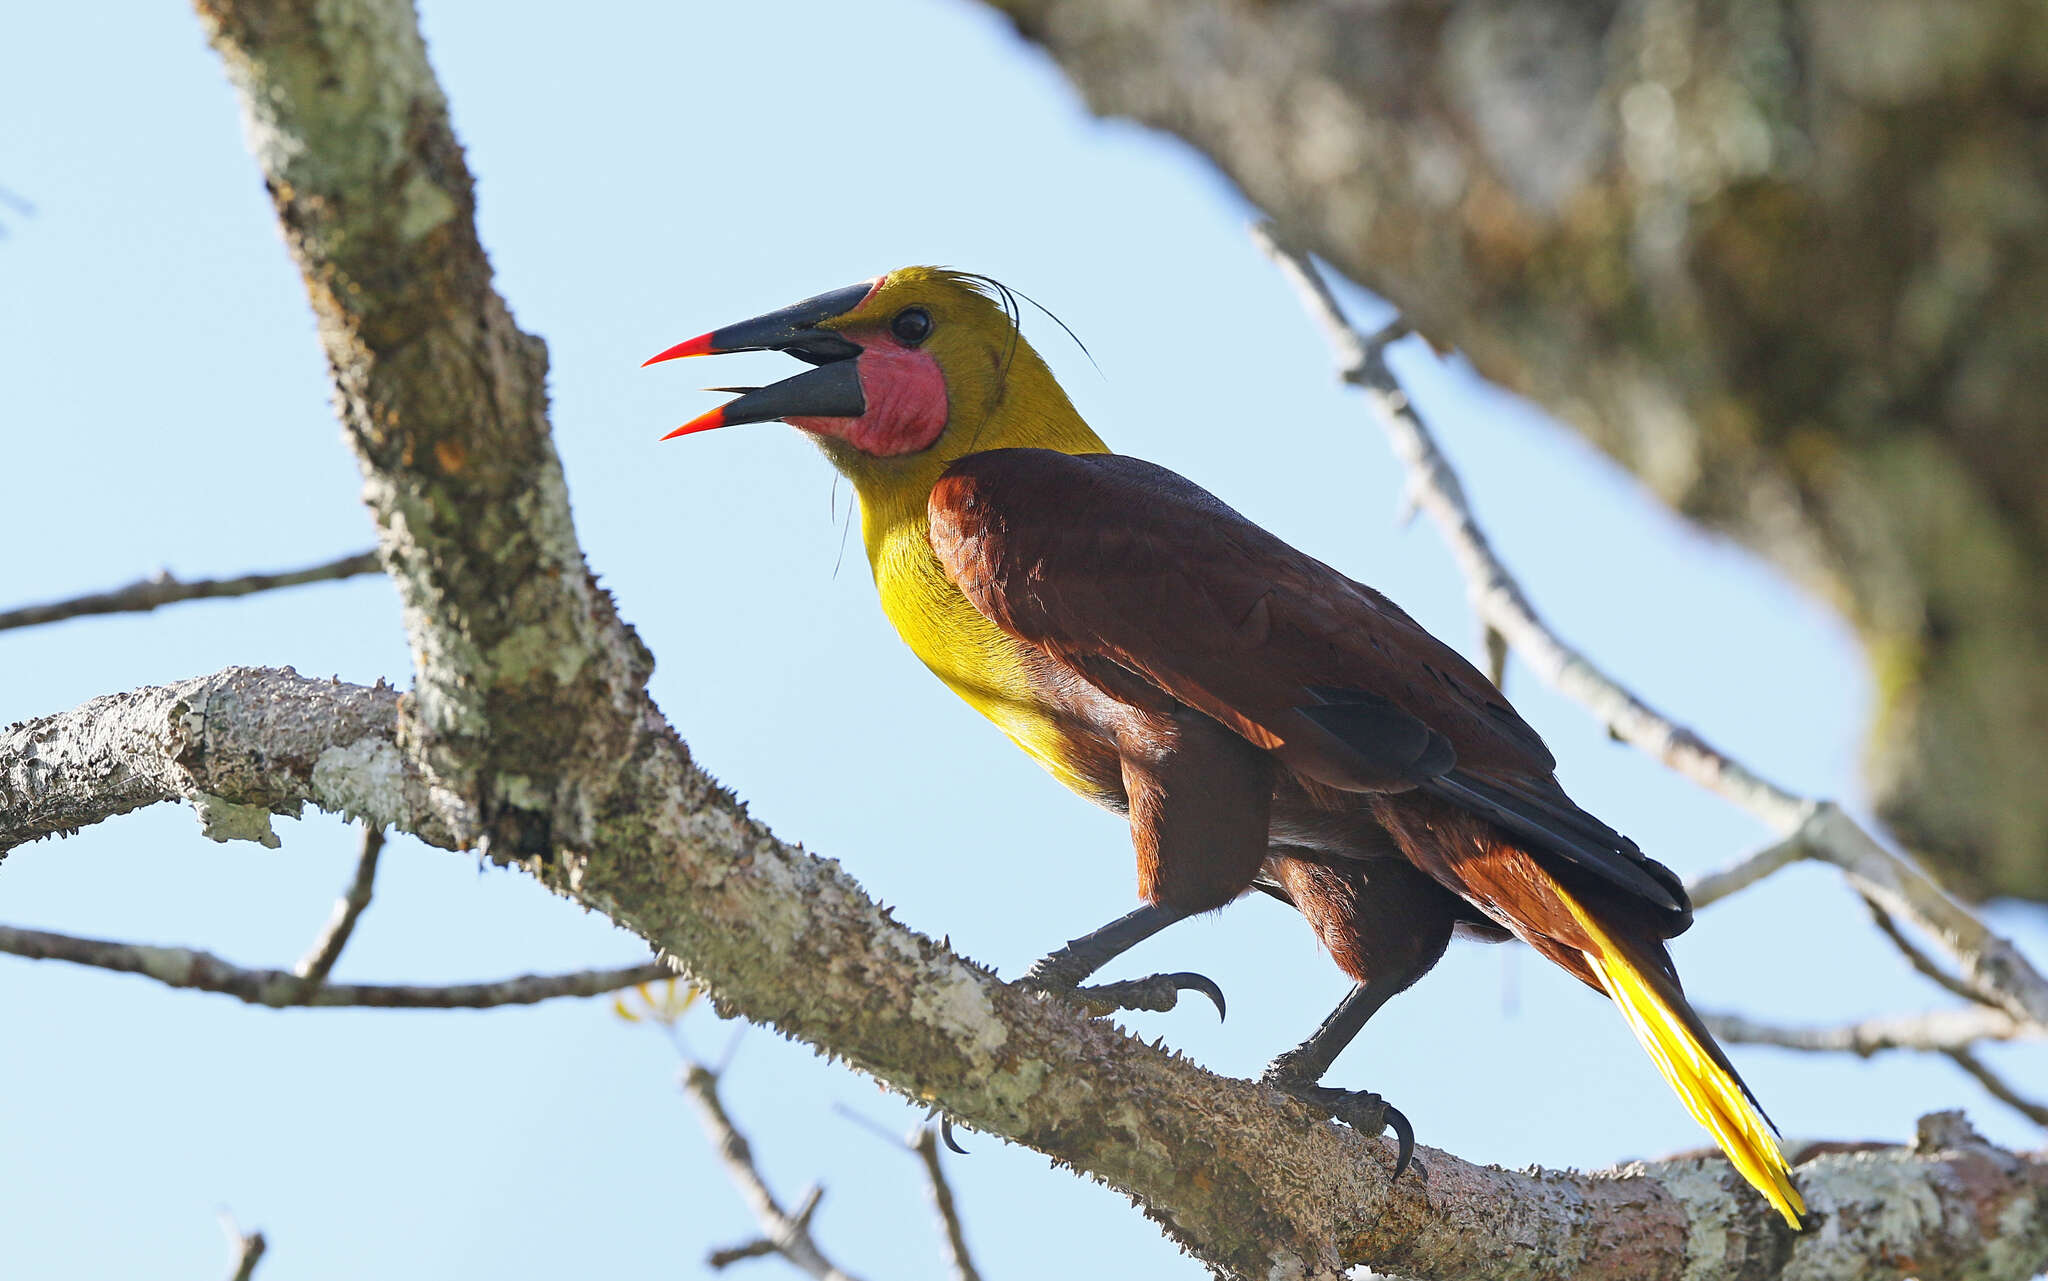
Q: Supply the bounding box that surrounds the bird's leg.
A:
[1262,979,1419,1179]
[1020,902,1226,1019]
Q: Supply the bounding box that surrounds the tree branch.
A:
[0,551,379,633]
[1251,223,2048,1034]
[0,922,667,1008]
[911,1126,982,1281]
[294,824,383,982]
[683,1063,867,1281]
[1686,832,1807,910]
[12,670,2048,1278]
[221,1219,265,1281]
[195,0,653,863]
[0,666,456,856]
[1946,1049,2048,1128]
[1702,1005,2035,1057]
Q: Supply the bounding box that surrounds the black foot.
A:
[1021,970,1227,1021]
[1265,1074,1418,1181]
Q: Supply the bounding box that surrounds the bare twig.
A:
[1251,223,2048,1032]
[1702,1005,2034,1056]
[1946,1048,2048,1127]
[912,1126,983,1281]
[1687,832,1809,910]
[683,1063,866,1281]
[1864,896,2003,1010]
[0,923,666,1008]
[0,551,380,633]
[219,1213,266,1281]
[294,825,384,982]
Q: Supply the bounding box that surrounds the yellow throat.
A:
[820,305,1109,799]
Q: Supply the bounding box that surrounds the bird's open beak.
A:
[643,279,879,440]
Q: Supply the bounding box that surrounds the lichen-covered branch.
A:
[0,550,379,632]
[10,670,2048,1279]
[0,666,453,855]
[1253,225,2048,1035]
[0,921,667,1008]
[195,0,653,861]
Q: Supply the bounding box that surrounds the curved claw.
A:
[940,1115,969,1155]
[922,1104,971,1155]
[1383,1103,1416,1182]
[1167,971,1227,1021]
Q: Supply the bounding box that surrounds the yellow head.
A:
[644,267,1106,503]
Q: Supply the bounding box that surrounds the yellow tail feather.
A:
[1555,886,1806,1229]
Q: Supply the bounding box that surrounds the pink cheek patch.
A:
[790,342,949,457]
[853,344,949,455]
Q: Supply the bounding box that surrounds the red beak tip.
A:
[660,407,728,441]
[642,332,717,368]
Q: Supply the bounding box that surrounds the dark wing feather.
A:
[929,448,1683,914]
[929,448,1547,780]
[1423,772,1687,913]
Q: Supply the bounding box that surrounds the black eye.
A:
[890,307,932,346]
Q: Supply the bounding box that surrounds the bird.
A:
[644,267,1805,1228]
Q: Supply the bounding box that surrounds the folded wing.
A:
[928,448,1685,917]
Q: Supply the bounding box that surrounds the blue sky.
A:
[3,3,2042,1278]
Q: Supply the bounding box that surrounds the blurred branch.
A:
[683,1062,866,1281]
[0,923,665,1008]
[911,1125,982,1281]
[1864,896,2007,1011]
[1687,832,1807,910]
[293,825,384,982]
[219,1213,265,1281]
[1946,1049,2048,1127]
[1702,1005,2034,1056]
[0,551,380,633]
[1252,223,2048,1035]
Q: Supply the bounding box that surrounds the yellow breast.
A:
[869,514,1109,801]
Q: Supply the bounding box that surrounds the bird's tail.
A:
[1550,875,1806,1229]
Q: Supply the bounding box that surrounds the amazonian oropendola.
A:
[645,268,1805,1227]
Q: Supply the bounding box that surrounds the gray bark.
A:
[978,0,2048,902]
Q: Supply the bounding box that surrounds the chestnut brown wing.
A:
[930,448,1684,914]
